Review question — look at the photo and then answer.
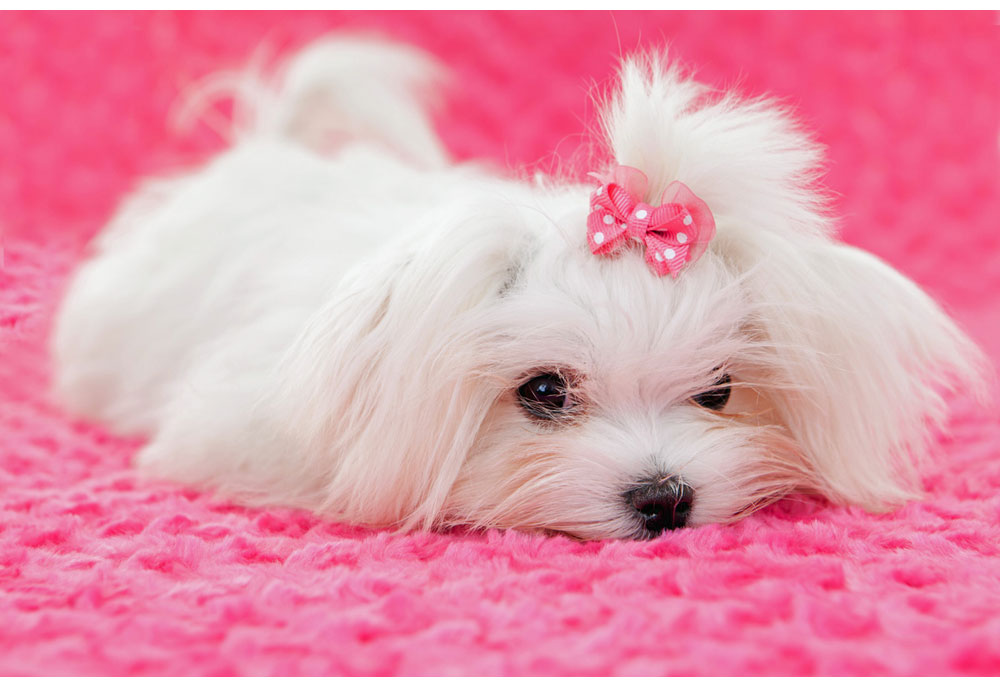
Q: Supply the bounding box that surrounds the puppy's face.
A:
[428,170,978,539]
[444,216,805,539]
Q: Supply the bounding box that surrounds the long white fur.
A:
[51,37,986,539]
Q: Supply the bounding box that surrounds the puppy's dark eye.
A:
[518,373,572,419]
[692,372,731,411]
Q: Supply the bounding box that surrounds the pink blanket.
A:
[2,11,998,676]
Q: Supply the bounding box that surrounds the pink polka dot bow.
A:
[587,165,716,278]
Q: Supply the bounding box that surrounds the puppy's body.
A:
[55,140,514,433]
[52,38,983,539]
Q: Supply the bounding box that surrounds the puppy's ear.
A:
[736,231,987,509]
[264,200,531,529]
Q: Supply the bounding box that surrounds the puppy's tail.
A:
[176,35,449,166]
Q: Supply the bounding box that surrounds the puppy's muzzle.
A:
[626,476,694,535]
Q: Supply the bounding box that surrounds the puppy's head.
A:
[278,55,985,539]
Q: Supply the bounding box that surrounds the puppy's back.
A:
[50,36,450,435]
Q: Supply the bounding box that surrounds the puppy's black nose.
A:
[626,477,694,535]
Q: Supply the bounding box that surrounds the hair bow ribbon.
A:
[587,165,715,278]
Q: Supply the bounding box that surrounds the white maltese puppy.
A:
[52,37,984,539]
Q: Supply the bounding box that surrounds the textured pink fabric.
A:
[2,11,999,677]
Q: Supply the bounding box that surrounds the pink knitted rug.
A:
[2,11,999,676]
